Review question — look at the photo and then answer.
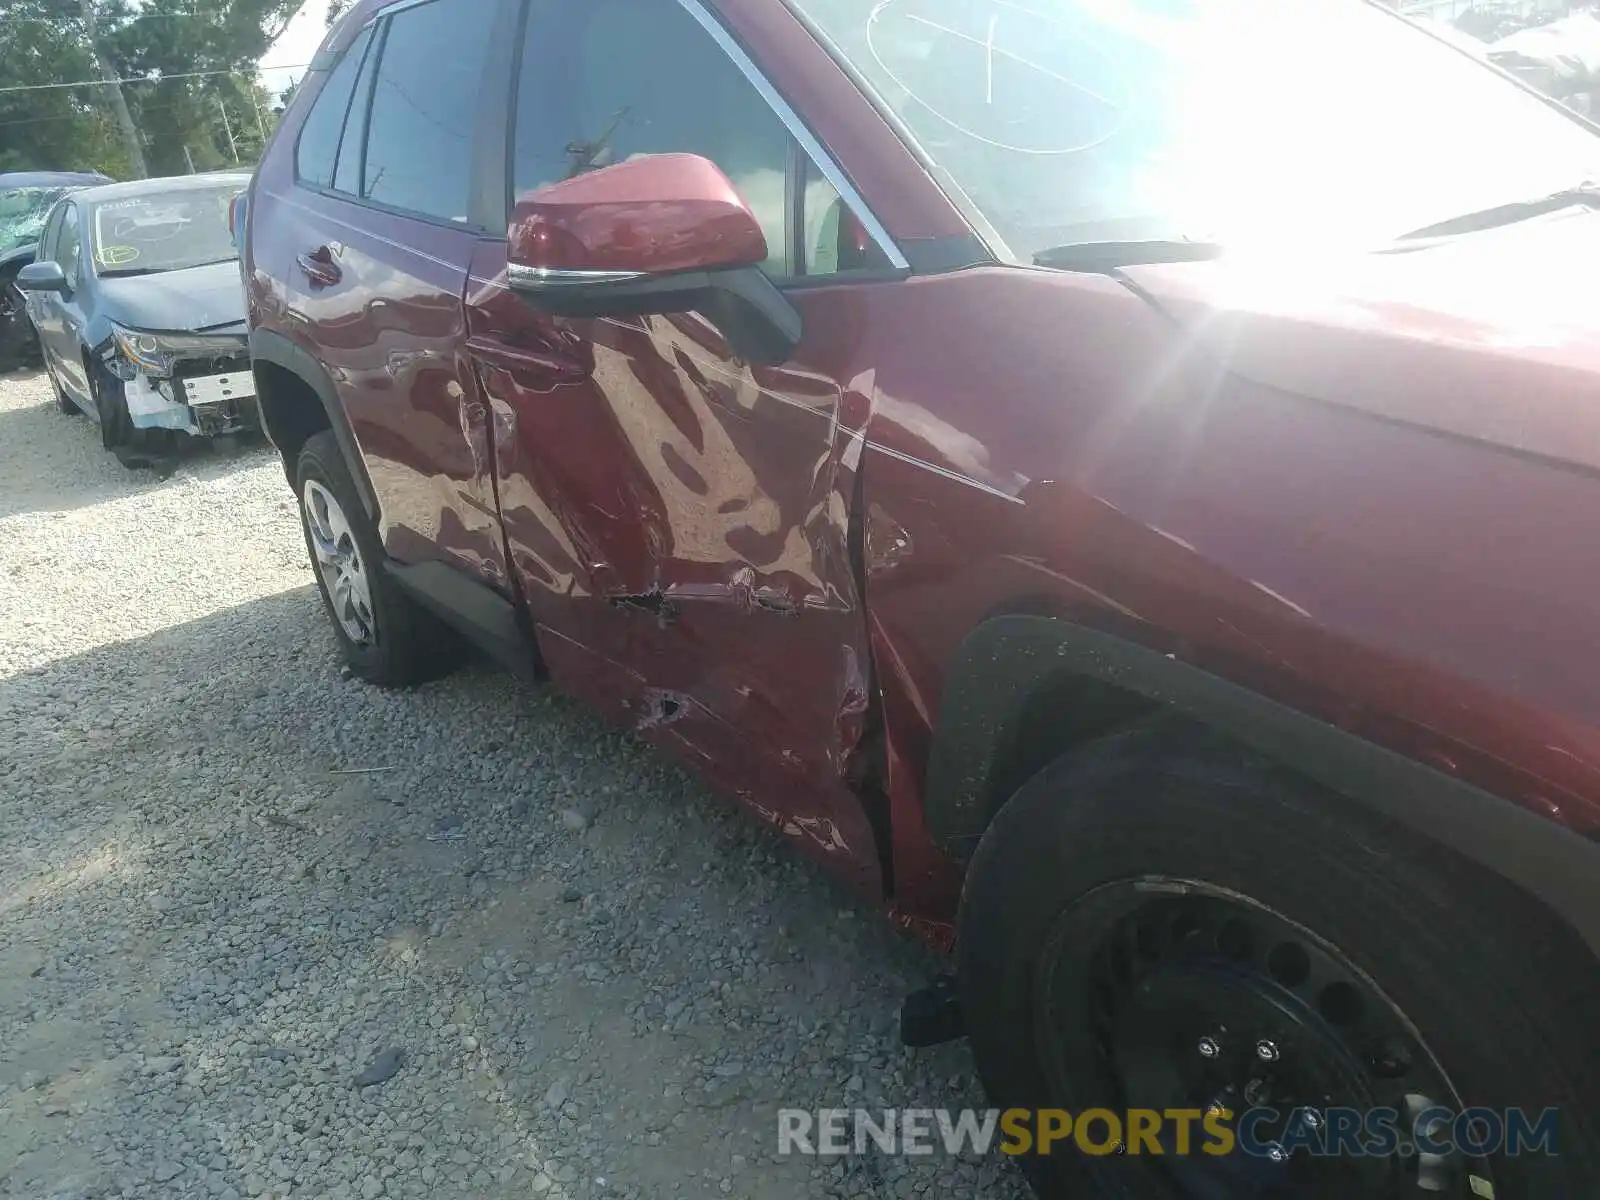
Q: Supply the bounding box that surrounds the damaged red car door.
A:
[470,0,893,891]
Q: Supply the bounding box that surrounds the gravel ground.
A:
[0,368,1025,1200]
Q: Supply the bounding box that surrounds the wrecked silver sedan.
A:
[15,173,255,467]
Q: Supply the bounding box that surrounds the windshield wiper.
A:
[1032,239,1226,273]
[1397,183,1600,241]
[565,106,632,179]
[100,256,235,279]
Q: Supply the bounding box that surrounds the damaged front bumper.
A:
[105,326,257,437]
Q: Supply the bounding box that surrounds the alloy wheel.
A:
[302,478,377,646]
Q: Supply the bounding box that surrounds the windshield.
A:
[0,188,67,255]
[88,183,243,275]
[796,0,1600,260]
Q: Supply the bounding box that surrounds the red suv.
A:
[243,1,1600,1195]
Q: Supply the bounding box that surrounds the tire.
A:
[295,430,463,687]
[0,275,34,371]
[46,358,77,415]
[958,720,1600,1200]
[91,362,134,451]
[16,305,42,368]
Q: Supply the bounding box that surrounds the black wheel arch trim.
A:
[386,559,543,683]
[249,327,378,521]
[925,614,1600,956]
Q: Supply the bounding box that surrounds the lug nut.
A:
[1255,1039,1280,1062]
[1369,1038,1412,1079]
[1198,1037,1221,1059]
[1302,1108,1323,1130]
[1265,1142,1288,1163]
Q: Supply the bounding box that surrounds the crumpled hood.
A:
[0,244,38,269]
[1118,207,1600,472]
[97,259,246,335]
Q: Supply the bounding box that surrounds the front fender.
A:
[84,312,115,358]
[925,615,1600,956]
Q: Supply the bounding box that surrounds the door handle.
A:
[296,246,341,288]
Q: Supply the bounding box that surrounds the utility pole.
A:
[80,0,147,179]
[184,145,196,174]
[252,97,268,143]
[217,97,239,163]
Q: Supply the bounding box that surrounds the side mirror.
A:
[15,260,68,295]
[507,153,800,365]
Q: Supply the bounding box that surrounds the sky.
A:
[258,0,333,99]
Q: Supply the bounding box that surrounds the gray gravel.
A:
[0,369,1025,1200]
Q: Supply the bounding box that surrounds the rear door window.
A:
[360,0,495,223]
[295,24,375,189]
[333,25,382,193]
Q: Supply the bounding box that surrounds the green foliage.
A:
[0,1,111,174]
[0,0,297,178]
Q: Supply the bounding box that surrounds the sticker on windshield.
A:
[85,187,238,275]
[866,0,1128,155]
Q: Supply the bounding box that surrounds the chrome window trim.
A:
[773,0,1010,266]
[677,0,911,273]
[381,0,442,17]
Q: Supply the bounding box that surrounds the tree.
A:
[0,0,297,178]
[0,1,123,175]
[81,0,147,176]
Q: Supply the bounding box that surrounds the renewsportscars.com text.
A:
[777,1106,1559,1159]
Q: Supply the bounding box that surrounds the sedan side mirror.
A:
[15,260,68,295]
[506,153,800,365]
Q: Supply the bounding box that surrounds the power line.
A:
[0,12,231,21]
[0,99,209,130]
[0,64,310,94]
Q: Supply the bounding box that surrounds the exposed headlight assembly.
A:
[110,326,240,378]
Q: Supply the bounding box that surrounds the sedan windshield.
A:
[797,0,1600,260]
[88,183,242,275]
[0,188,66,254]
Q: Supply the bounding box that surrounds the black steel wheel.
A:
[958,719,1600,1200]
[1037,883,1481,1199]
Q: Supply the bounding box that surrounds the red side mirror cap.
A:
[507,153,767,282]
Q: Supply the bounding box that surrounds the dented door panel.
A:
[627,310,869,771]
[598,303,882,893]
[271,193,508,590]
[465,241,664,674]
[469,241,883,893]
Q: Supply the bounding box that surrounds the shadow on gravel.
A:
[0,589,1024,1200]
[0,373,276,522]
